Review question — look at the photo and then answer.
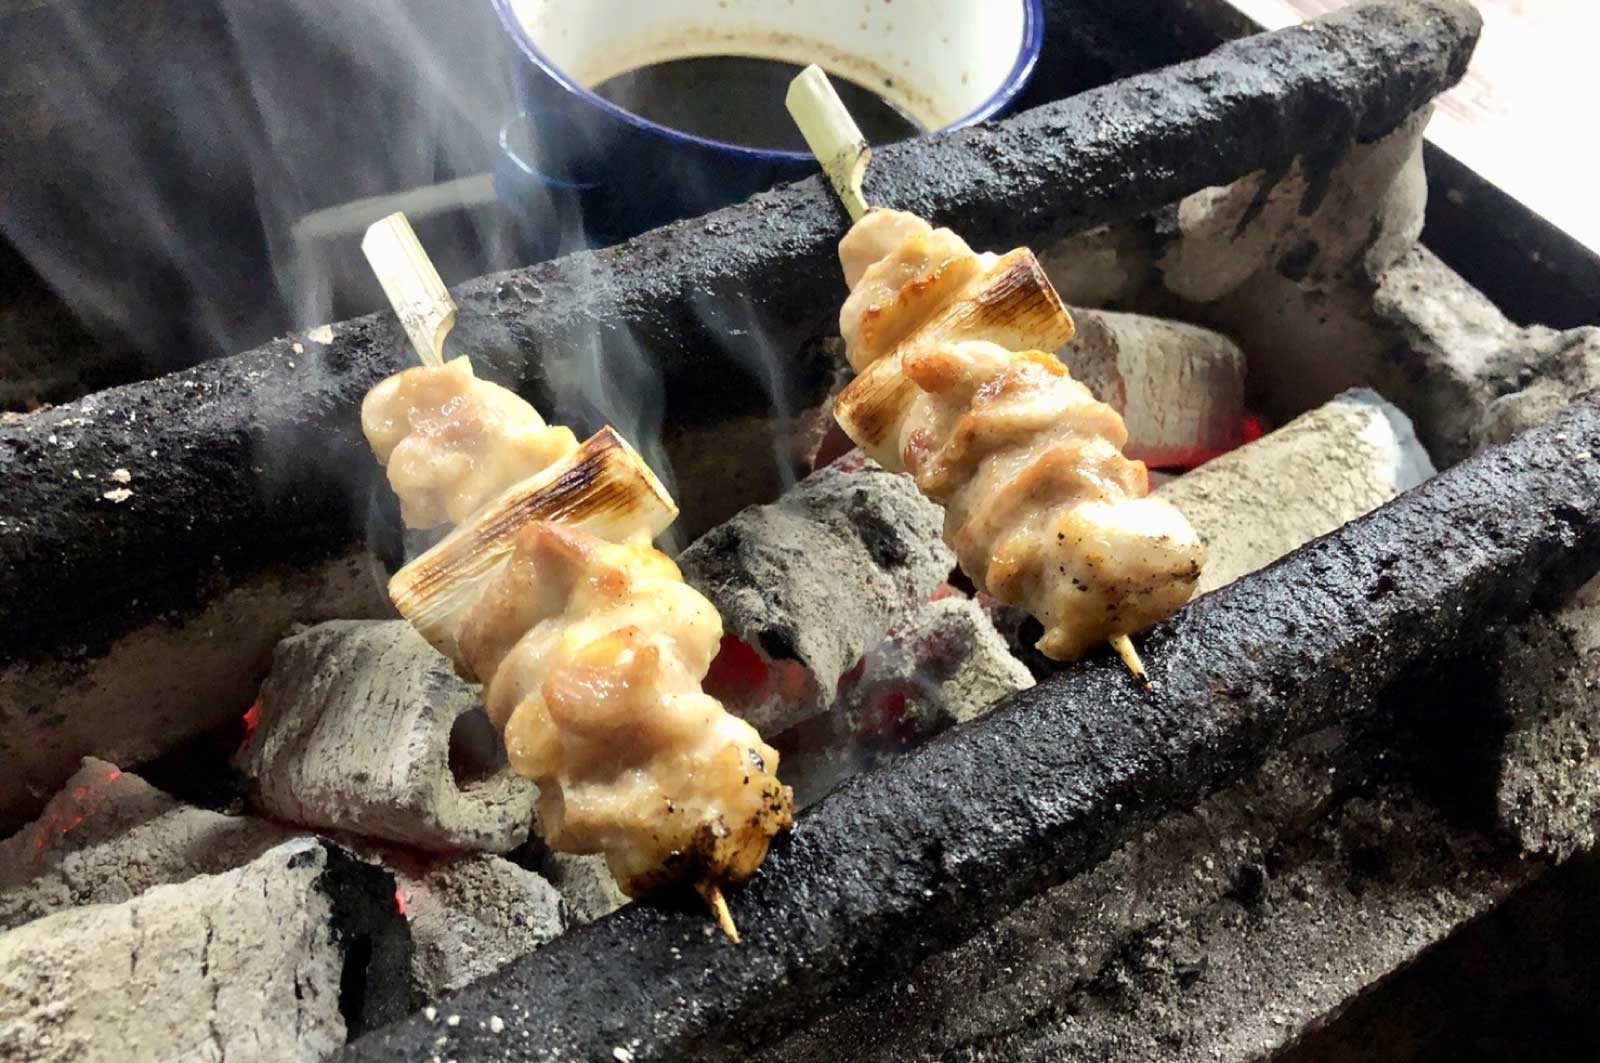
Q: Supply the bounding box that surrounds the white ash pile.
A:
[0,837,410,1063]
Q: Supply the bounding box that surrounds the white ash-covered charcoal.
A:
[236,619,534,853]
[1159,108,1430,303]
[680,453,955,735]
[0,758,294,932]
[1037,223,1157,310]
[1059,309,1247,468]
[0,837,410,1063]
[1482,579,1600,860]
[384,852,566,999]
[1476,326,1600,450]
[537,851,629,923]
[839,597,1035,740]
[1156,388,1434,595]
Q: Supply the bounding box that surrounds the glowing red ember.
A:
[27,766,125,861]
[703,635,769,704]
[1156,411,1271,473]
[703,633,812,717]
[239,699,261,749]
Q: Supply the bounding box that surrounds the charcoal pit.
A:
[0,0,1482,832]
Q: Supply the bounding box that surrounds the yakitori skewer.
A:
[786,67,1209,686]
[359,214,791,942]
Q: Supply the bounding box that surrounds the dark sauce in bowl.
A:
[593,55,923,152]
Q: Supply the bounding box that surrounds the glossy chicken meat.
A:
[362,356,578,528]
[834,209,1205,660]
[457,521,791,896]
[362,361,791,927]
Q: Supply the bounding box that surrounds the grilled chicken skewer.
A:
[786,69,1204,679]
[360,214,792,940]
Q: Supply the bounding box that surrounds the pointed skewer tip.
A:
[702,883,740,944]
[1110,634,1154,690]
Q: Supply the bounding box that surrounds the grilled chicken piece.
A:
[839,208,936,289]
[362,356,578,529]
[839,218,986,372]
[457,521,793,896]
[363,365,791,923]
[834,209,1205,660]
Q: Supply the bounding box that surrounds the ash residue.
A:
[679,457,954,733]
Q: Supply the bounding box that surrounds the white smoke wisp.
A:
[6,1,827,584]
[684,283,807,500]
[1,0,517,368]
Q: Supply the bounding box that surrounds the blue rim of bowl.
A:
[488,0,1044,162]
[498,108,606,189]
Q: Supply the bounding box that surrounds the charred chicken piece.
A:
[834,209,1205,660]
[362,356,578,529]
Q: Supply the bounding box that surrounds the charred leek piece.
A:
[389,426,677,661]
[833,249,1077,467]
[912,249,1075,353]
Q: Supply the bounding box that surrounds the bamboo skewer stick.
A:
[1110,634,1153,689]
[786,68,1153,688]
[786,65,872,221]
[361,212,457,367]
[699,882,740,944]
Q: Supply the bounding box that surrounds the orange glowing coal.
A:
[702,634,811,716]
[240,699,262,746]
[29,763,124,860]
[1161,411,1269,473]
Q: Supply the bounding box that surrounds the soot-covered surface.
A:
[342,392,1600,1063]
[0,0,1477,671]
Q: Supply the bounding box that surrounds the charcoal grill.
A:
[6,2,1600,1061]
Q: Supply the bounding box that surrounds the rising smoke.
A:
[4,0,814,560]
[2,0,516,365]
